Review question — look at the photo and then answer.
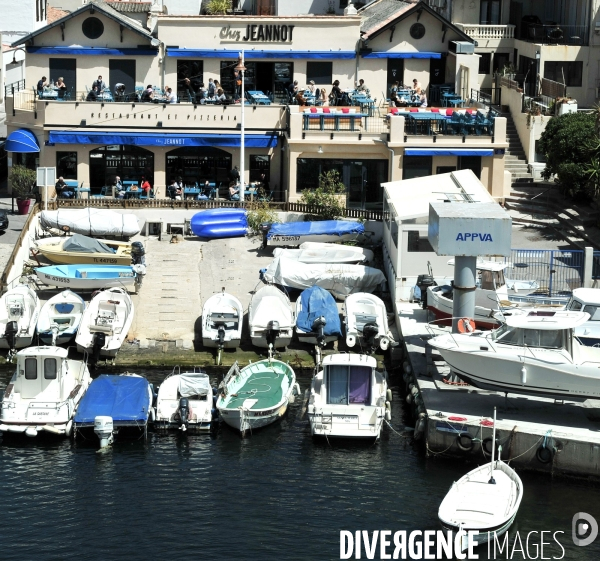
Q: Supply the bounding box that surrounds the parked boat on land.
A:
[299,241,374,264]
[75,287,134,360]
[273,246,373,265]
[190,208,248,239]
[39,208,140,238]
[344,292,392,353]
[37,289,86,346]
[428,310,600,400]
[248,285,295,350]
[35,264,146,291]
[73,374,154,448]
[216,360,299,435]
[154,369,216,433]
[307,353,391,440]
[295,285,342,347]
[0,346,91,437]
[0,284,40,353]
[266,220,365,247]
[201,290,243,352]
[33,234,133,265]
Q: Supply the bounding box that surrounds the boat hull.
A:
[267,232,358,247]
[219,401,290,432]
[202,336,241,349]
[308,408,385,439]
[36,269,136,290]
[250,333,293,349]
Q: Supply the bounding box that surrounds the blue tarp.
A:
[167,49,355,60]
[5,129,40,153]
[48,131,278,149]
[267,220,364,239]
[362,52,441,59]
[296,286,342,337]
[404,148,494,156]
[27,47,158,56]
[74,375,151,423]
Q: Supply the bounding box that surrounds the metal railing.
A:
[302,113,388,134]
[523,94,555,116]
[4,79,26,98]
[520,24,589,46]
[455,23,515,40]
[471,88,502,107]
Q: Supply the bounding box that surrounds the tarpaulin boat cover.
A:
[40,209,140,238]
[273,247,373,264]
[178,373,211,397]
[249,286,294,331]
[296,286,342,336]
[267,220,364,239]
[62,233,115,254]
[299,242,374,262]
[263,257,386,300]
[74,375,151,423]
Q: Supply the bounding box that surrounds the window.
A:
[568,299,583,311]
[250,155,270,182]
[479,53,492,75]
[544,61,583,87]
[407,231,434,252]
[480,0,500,24]
[177,60,204,100]
[583,305,600,321]
[326,365,372,405]
[402,156,432,180]
[56,152,77,180]
[306,62,333,85]
[339,0,348,7]
[44,359,57,380]
[25,358,37,380]
[82,17,104,40]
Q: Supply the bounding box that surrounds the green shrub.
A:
[247,201,280,235]
[206,0,231,14]
[9,165,37,198]
[300,170,346,221]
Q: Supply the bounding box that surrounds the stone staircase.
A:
[502,112,532,182]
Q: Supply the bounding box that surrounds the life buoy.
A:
[457,318,476,333]
[536,444,556,464]
[456,432,474,451]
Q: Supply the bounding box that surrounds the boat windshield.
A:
[583,305,600,321]
[326,365,372,405]
[567,298,582,311]
[492,324,565,349]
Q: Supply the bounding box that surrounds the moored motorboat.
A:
[33,234,133,265]
[248,285,295,350]
[428,310,600,400]
[154,369,216,433]
[566,288,600,345]
[35,263,146,291]
[266,220,365,247]
[0,346,91,437]
[201,289,243,351]
[307,353,391,440]
[295,285,342,347]
[0,284,40,354]
[216,360,299,435]
[36,289,86,346]
[344,292,392,353]
[75,287,134,360]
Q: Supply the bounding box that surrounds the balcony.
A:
[455,24,515,40]
[518,23,589,46]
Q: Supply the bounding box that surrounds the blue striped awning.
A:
[27,46,158,56]
[5,129,40,153]
[404,148,494,156]
[362,52,441,59]
[167,48,355,60]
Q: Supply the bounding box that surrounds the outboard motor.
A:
[362,322,380,354]
[94,416,114,449]
[178,398,190,432]
[416,273,437,310]
[259,222,272,249]
[4,321,18,355]
[131,241,146,266]
[311,316,327,348]
[265,320,280,351]
[92,332,106,365]
[217,324,226,348]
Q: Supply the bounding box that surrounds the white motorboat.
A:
[37,289,86,346]
[201,290,243,350]
[248,285,295,350]
[0,284,40,353]
[154,369,215,433]
[273,246,373,265]
[216,360,299,435]
[35,264,146,291]
[344,292,392,353]
[565,288,600,346]
[438,409,523,551]
[428,310,600,400]
[266,220,365,247]
[307,353,391,440]
[75,287,134,360]
[0,346,91,437]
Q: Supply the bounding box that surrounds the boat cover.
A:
[62,233,115,254]
[74,375,150,423]
[263,257,386,300]
[297,286,342,336]
[267,220,364,240]
[178,373,211,397]
[250,287,294,330]
[40,209,140,238]
[273,247,373,264]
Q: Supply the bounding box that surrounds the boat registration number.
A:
[46,275,68,284]
[118,272,134,278]
[336,416,358,423]
[93,258,118,264]
[271,236,300,242]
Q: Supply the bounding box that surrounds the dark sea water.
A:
[0,367,599,561]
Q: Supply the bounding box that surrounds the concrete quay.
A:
[397,302,600,480]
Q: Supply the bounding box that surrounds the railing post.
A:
[548,250,554,297]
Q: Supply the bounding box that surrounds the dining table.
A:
[247,91,271,105]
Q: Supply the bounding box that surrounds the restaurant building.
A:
[5,0,509,206]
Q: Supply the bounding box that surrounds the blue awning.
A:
[167,48,355,60]
[27,46,158,56]
[362,52,441,59]
[47,131,278,148]
[404,148,494,156]
[5,129,40,153]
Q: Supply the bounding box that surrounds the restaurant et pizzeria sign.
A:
[220,24,295,42]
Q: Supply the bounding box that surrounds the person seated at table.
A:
[390,81,400,96]
[214,80,221,91]
[356,78,367,92]
[229,183,240,201]
[165,86,177,103]
[200,179,211,196]
[37,76,48,96]
[195,83,207,104]
[329,80,343,106]
[389,92,405,107]
[306,80,316,95]
[141,177,152,196]
[55,77,67,99]
[55,176,67,197]
[288,80,299,98]
[419,93,428,107]
[86,86,99,102]
[215,88,227,103]
[207,78,216,99]
[167,179,179,200]
[319,88,328,106]
[93,75,107,91]
[115,83,126,101]
[413,79,422,95]
[114,176,125,198]
[295,91,308,106]
[141,84,154,102]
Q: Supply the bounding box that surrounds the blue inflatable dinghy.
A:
[191,208,248,239]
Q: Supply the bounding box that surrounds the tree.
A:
[538,112,595,200]
[300,170,346,220]
[8,165,37,199]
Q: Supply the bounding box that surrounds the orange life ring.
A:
[457,317,476,333]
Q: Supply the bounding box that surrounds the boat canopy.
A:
[571,288,600,306]
[62,234,115,254]
[447,258,508,272]
[40,209,140,237]
[297,286,342,337]
[178,373,211,397]
[503,310,590,330]
[74,375,150,423]
[267,220,364,240]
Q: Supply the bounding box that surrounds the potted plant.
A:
[502,63,517,80]
[9,165,37,215]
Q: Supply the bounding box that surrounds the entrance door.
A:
[256,62,274,95]
[49,58,76,93]
[109,59,136,97]
[387,59,404,93]
[430,56,446,85]
[347,163,365,208]
[458,156,481,179]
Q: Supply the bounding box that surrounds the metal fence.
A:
[507,249,584,296]
[4,79,26,98]
[471,87,501,107]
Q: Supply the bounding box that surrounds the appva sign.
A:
[456,232,493,242]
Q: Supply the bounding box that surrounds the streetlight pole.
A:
[235,51,246,203]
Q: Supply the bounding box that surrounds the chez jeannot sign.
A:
[220,24,295,42]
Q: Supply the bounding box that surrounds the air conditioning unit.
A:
[449,41,475,54]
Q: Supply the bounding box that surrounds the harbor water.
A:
[0,367,599,561]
